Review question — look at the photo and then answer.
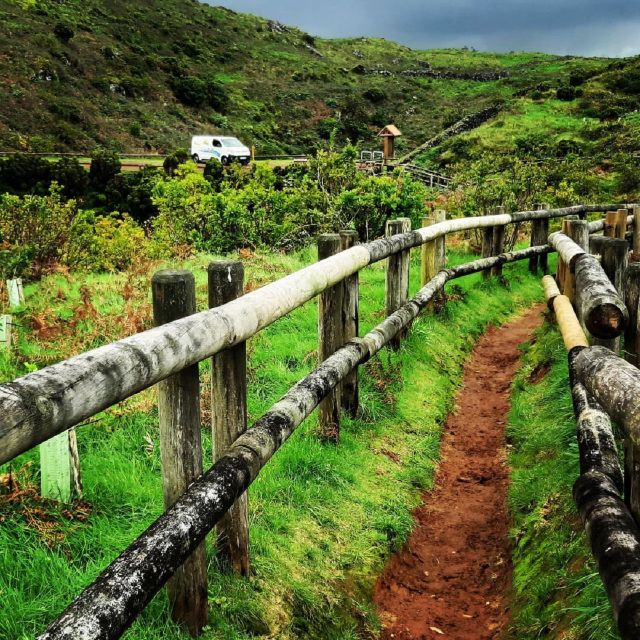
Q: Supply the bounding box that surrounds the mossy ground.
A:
[1,247,543,639]
[507,291,620,640]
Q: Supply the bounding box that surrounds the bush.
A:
[170,75,228,111]
[203,158,224,190]
[335,172,429,240]
[556,86,576,101]
[363,88,386,104]
[51,157,89,198]
[0,185,80,278]
[0,154,53,195]
[53,23,74,43]
[89,149,121,190]
[68,211,149,272]
[163,148,190,175]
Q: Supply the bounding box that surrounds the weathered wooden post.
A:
[421,214,435,286]
[563,218,590,303]
[539,205,550,275]
[339,230,360,417]
[6,278,25,309]
[632,206,640,261]
[604,208,627,239]
[318,234,343,441]
[385,218,411,348]
[434,210,446,273]
[208,261,250,576]
[528,204,545,274]
[591,237,629,353]
[556,215,579,293]
[622,263,640,519]
[481,213,494,280]
[152,269,208,636]
[491,206,506,277]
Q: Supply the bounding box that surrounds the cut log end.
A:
[585,303,626,339]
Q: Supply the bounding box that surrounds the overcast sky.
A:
[208,1,640,58]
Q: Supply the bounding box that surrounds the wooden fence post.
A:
[529,204,547,274]
[152,269,208,636]
[556,215,579,293]
[633,206,640,261]
[318,234,343,441]
[491,206,506,277]
[592,237,629,354]
[208,261,250,576]
[539,205,550,275]
[481,217,493,280]
[421,214,435,286]
[622,263,640,521]
[385,218,411,349]
[339,230,359,417]
[605,208,628,238]
[563,219,589,303]
[434,210,446,272]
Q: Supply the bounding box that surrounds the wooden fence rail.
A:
[38,244,552,640]
[0,202,636,639]
[0,204,629,467]
[543,208,640,639]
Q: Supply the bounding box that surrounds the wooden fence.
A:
[543,206,640,639]
[0,203,634,639]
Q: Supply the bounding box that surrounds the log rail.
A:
[1,203,637,639]
[543,206,640,639]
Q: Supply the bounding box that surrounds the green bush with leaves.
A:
[335,171,429,240]
[0,184,80,278]
[68,211,149,272]
[0,185,148,278]
[89,149,121,191]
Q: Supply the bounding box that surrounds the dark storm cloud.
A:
[207,0,640,57]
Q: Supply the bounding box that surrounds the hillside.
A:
[0,0,625,155]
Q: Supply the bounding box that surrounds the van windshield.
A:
[220,137,243,147]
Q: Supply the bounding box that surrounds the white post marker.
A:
[0,315,11,349]
[6,278,25,309]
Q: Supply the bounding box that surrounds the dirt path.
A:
[373,305,544,640]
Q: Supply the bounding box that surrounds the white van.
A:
[190,136,251,165]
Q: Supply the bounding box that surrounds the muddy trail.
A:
[374,305,544,640]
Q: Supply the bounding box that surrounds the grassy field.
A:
[1,246,545,639]
[507,304,619,640]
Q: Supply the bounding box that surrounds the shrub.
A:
[53,23,74,43]
[0,154,53,195]
[163,148,190,175]
[335,172,429,240]
[203,158,224,190]
[170,75,228,111]
[0,184,79,278]
[363,88,386,104]
[89,149,121,190]
[68,211,149,272]
[556,86,576,101]
[51,157,89,198]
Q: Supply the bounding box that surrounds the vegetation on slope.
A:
[0,0,624,155]
[507,302,619,639]
[0,248,543,639]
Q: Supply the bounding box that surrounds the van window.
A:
[213,140,222,148]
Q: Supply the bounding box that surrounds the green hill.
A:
[0,0,630,156]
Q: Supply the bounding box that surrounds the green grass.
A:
[507,309,619,640]
[1,247,544,639]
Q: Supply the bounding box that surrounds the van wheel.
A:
[221,156,229,166]
[191,154,200,163]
